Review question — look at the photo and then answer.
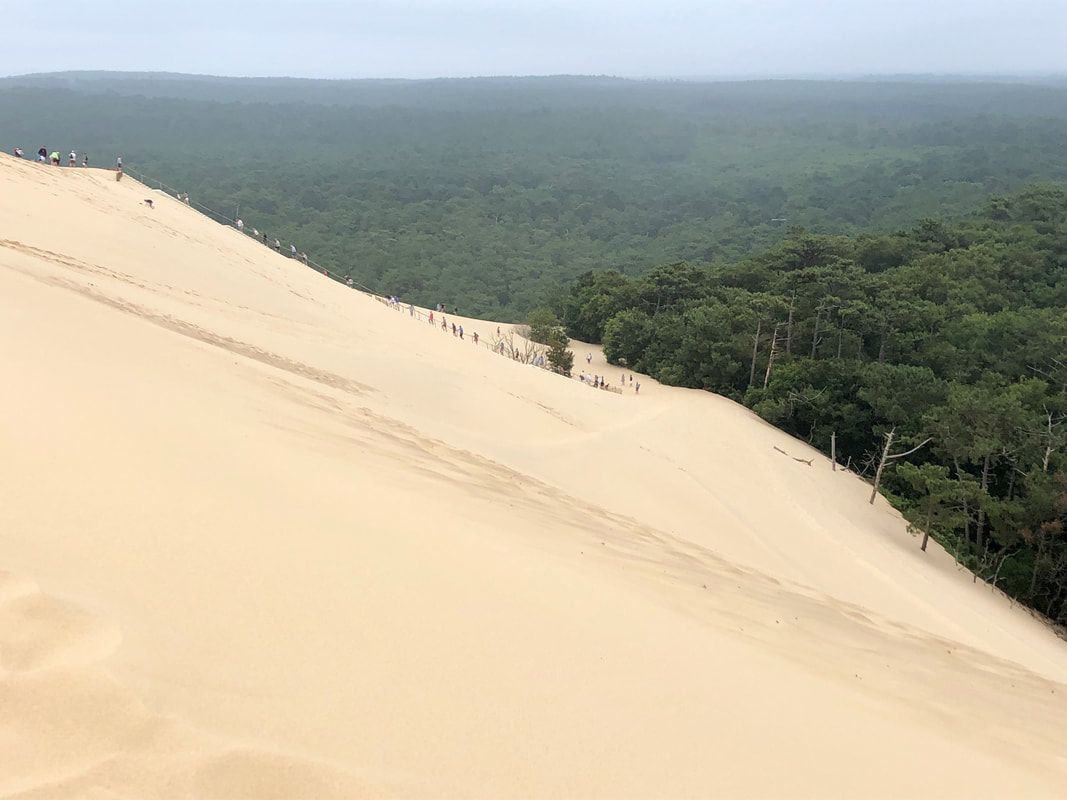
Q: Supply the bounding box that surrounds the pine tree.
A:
[547,329,574,377]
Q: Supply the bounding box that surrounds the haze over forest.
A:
[5,72,1067,318]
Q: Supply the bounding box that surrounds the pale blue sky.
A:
[2,0,1065,79]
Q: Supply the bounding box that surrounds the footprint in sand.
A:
[0,569,390,799]
[0,571,121,673]
[0,667,162,794]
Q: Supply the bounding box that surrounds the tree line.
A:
[556,185,1067,624]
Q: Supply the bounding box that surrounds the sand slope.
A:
[1,155,1066,798]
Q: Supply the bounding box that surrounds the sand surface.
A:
[2,155,1066,798]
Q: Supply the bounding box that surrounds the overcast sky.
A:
[2,0,1065,79]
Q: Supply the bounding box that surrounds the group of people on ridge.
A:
[231,220,308,266]
[405,299,645,393]
[12,146,126,181]
[11,146,117,169]
[580,353,639,393]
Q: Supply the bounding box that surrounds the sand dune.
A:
[2,154,1066,798]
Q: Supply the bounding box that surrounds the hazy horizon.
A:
[5,69,1067,83]
[2,0,1065,80]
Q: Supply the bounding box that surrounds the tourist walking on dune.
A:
[116,156,122,169]
[236,218,244,232]
[50,151,60,165]
[68,151,76,166]
[451,323,457,337]
[82,153,88,167]
[635,382,640,394]
[429,311,434,325]
[586,352,592,365]
[459,325,464,340]
[37,147,47,162]
[290,244,297,259]
[473,331,479,345]
[13,147,23,158]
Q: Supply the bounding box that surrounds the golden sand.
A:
[2,155,1066,798]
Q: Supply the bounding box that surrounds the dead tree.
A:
[748,318,762,387]
[493,328,544,365]
[973,452,998,551]
[856,449,880,478]
[811,300,842,359]
[1027,356,1067,394]
[868,427,932,504]
[763,323,780,390]
[1038,406,1065,473]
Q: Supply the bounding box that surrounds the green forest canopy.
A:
[559,185,1067,624]
[3,73,1067,318]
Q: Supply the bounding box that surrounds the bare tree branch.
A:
[885,437,932,462]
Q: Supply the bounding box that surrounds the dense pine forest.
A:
[558,185,1067,623]
[3,73,1067,622]
[4,73,1067,317]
